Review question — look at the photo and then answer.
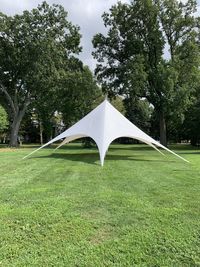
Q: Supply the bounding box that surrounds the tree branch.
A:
[20,92,31,116]
[0,83,16,115]
[14,87,19,113]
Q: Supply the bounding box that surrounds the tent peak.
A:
[101,98,111,108]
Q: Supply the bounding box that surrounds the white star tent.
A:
[23,99,188,165]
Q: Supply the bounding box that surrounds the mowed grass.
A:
[0,143,200,266]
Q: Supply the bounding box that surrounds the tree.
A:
[0,1,81,146]
[157,0,200,142]
[92,0,199,146]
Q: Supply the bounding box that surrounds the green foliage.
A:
[0,105,8,132]
[0,144,200,265]
[124,98,153,134]
[93,1,158,98]
[18,64,100,144]
[110,96,125,114]
[0,1,81,101]
[19,111,39,143]
[58,66,101,127]
[182,93,200,145]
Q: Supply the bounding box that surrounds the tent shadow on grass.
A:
[178,151,200,155]
[108,145,160,151]
[31,152,177,165]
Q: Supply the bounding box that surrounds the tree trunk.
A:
[9,110,25,147]
[0,84,30,147]
[159,110,167,147]
[39,121,43,145]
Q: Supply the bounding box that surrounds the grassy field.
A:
[0,143,200,266]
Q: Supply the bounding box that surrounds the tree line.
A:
[0,0,200,147]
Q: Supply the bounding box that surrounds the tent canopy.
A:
[23,99,188,165]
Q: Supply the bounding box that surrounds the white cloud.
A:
[0,0,35,15]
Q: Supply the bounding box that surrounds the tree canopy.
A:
[0,1,82,146]
[93,0,200,145]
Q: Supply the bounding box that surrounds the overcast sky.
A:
[1,0,200,71]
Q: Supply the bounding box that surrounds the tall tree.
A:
[92,0,199,146]
[157,0,199,142]
[0,2,81,146]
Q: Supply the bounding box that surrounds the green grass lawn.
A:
[0,143,200,266]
